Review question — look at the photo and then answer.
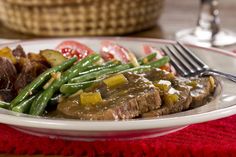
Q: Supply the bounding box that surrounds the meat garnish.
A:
[0,57,17,102]
[14,51,50,93]
[0,89,16,102]
[14,58,48,93]
[0,46,50,100]
[12,45,26,58]
[27,53,51,67]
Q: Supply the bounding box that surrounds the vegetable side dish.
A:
[0,41,216,120]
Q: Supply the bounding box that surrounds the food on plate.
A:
[12,45,26,57]
[0,41,217,120]
[141,69,214,117]
[40,49,67,67]
[56,40,94,60]
[0,57,17,102]
[0,46,50,102]
[57,72,161,120]
[100,41,131,63]
[187,76,215,108]
[0,47,17,64]
[14,56,49,93]
[143,45,176,73]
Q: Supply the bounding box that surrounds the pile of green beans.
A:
[30,54,101,115]
[62,56,170,94]
[10,57,78,108]
[0,101,10,109]
[0,52,169,116]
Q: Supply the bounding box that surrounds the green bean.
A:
[139,53,157,64]
[48,94,63,106]
[60,55,168,94]
[70,64,131,83]
[30,93,43,114]
[126,53,157,67]
[29,54,101,116]
[120,56,169,73]
[62,65,153,95]
[62,65,152,94]
[70,56,169,83]
[62,55,167,95]
[147,56,170,68]
[78,60,121,75]
[12,93,63,113]
[60,80,99,94]
[119,65,152,73]
[104,60,121,66]
[0,101,10,109]
[64,56,169,94]
[12,95,37,113]
[86,60,119,69]
[10,57,77,109]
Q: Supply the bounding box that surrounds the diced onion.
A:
[80,92,102,106]
[43,72,61,89]
[128,51,140,67]
[103,74,128,88]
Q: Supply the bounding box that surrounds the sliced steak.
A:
[142,69,192,117]
[188,77,214,108]
[141,68,176,82]
[57,72,162,120]
[142,85,192,118]
[141,69,215,117]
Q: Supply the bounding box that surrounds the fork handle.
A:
[202,69,236,83]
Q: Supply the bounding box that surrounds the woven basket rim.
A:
[0,0,164,36]
[3,0,147,6]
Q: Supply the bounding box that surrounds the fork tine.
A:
[172,44,200,71]
[177,41,209,70]
[166,45,196,74]
[161,47,188,77]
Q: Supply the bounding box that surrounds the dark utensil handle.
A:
[202,69,236,83]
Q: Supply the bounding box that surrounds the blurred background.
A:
[0,0,235,48]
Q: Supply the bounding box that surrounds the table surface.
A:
[1,0,235,156]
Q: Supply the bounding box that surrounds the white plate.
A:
[0,37,236,141]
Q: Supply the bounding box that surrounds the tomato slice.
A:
[56,40,94,60]
[143,45,176,74]
[100,41,130,63]
[143,45,165,59]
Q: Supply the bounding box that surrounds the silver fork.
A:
[161,42,236,83]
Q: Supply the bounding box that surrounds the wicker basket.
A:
[0,0,164,36]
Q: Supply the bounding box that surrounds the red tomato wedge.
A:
[56,41,94,60]
[143,45,176,74]
[100,41,130,63]
[143,45,165,59]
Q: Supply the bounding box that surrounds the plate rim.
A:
[1,36,236,58]
[0,37,236,131]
